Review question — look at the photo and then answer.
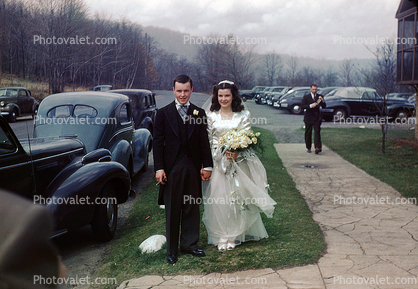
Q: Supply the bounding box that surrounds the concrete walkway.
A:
[117,144,418,288]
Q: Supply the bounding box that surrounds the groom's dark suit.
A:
[153,101,212,256]
[301,92,326,150]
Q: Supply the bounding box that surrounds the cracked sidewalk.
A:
[117,144,418,288]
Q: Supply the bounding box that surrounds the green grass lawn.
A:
[95,127,325,287]
[321,127,418,200]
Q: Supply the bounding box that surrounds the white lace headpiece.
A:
[218,80,234,85]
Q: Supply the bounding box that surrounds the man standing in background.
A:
[301,83,326,154]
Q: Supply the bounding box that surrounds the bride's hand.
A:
[225,151,238,161]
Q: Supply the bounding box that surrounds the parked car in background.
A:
[93,85,112,92]
[0,87,39,122]
[322,87,416,121]
[267,87,292,106]
[0,115,130,241]
[408,94,416,105]
[110,89,157,134]
[266,86,291,106]
[34,92,152,177]
[274,87,339,115]
[385,92,414,101]
[255,87,275,104]
[274,87,311,114]
[239,89,252,101]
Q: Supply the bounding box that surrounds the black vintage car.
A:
[321,87,416,121]
[0,87,39,122]
[110,89,157,134]
[275,87,340,115]
[240,86,267,101]
[0,115,131,241]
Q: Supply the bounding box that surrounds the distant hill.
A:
[143,26,199,59]
[143,25,373,69]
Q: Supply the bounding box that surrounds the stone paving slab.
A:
[117,144,418,288]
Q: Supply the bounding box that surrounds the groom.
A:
[153,75,213,264]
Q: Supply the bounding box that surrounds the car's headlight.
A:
[281,99,287,102]
[0,101,4,107]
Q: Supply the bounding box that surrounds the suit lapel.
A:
[166,102,180,139]
[187,104,197,139]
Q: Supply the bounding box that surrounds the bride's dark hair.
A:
[210,81,244,112]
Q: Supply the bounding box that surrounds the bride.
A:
[202,80,276,251]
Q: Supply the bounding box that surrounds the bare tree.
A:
[338,59,354,86]
[362,42,397,153]
[286,56,299,86]
[263,52,282,86]
[322,65,339,87]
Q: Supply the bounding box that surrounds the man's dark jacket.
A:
[301,93,326,123]
[153,101,213,205]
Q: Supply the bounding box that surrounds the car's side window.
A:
[362,92,374,100]
[142,96,148,108]
[18,90,28,97]
[0,126,16,155]
[119,103,131,123]
[8,89,18,97]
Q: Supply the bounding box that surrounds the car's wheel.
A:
[91,184,118,242]
[140,151,149,173]
[333,108,347,121]
[395,109,409,121]
[290,104,303,115]
[8,109,17,122]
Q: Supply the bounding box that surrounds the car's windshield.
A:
[0,89,18,97]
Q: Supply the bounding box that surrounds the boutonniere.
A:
[193,109,199,116]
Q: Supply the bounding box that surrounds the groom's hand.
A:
[200,169,211,181]
[156,170,167,185]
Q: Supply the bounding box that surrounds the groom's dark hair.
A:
[173,75,193,88]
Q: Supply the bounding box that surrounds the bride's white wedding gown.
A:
[202,110,276,246]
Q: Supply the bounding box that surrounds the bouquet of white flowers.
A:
[217,129,261,152]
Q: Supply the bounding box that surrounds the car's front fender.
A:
[2,102,20,114]
[44,159,130,231]
[386,103,415,117]
[109,139,132,171]
[132,128,152,174]
[139,116,153,131]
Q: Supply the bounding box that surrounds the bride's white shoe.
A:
[218,242,227,251]
[218,238,228,251]
[227,241,235,250]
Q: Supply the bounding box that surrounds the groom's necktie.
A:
[178,104,188,121]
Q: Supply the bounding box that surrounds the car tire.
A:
[140,152,149,173]
[333,108,347,121]
[91,184,118,242]
[8,109,17,122]
[290,104,303,115]
[395,109,409,121]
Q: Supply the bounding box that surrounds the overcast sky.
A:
[85,0,401,60]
